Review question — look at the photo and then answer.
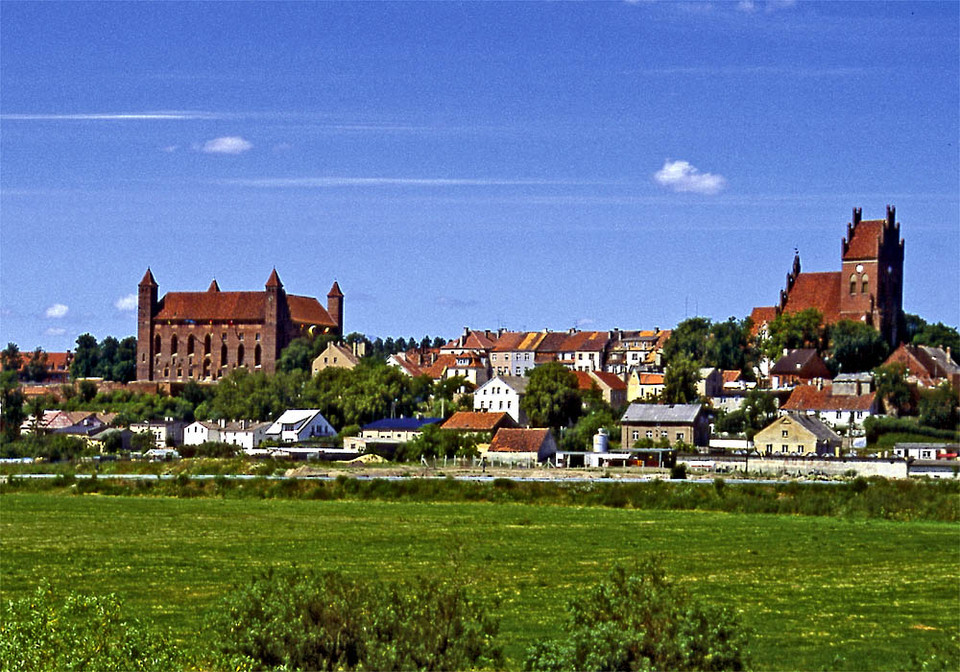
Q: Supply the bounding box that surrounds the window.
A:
[661,430,668,438]
[782,444,788,453]
[645,430,653,438]
[237,344,245,366]
[676,432,684,441]
[171,335,178,355]
[221,344,228,366]
[238,333,244,341]
[254,344,261,367]
[797,445,804,453]
[632,430,639,440]
[782,430,789,438]
[204,335,212,356]
[861,273,869,294]
[849,273,857,295]
[255,333,261,341]
[154,334,162,354]
[222,332,227,341]
[187,335,195,356]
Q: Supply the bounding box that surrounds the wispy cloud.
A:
[45,303,69,318]
[436,296,478,309]
[654,160,726,195]
[115,294,138,311]
[199,136,253,154]
[219,177,588,188]
[44,327,67,337]
[1,110,229,121]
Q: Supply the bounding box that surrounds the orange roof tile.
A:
[842,220,883,261]
[441,412,513,431]
[286,294,336,326]
[591,371,626,390]
[722,370,742,385]
[572,370,596,391]
[489,428,551,453]
[638,373,665,385]
[782,385,876,412]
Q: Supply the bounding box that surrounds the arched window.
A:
[187,335,195,356]
[171,335,178,356]
[221,343,228,367]
[848,273,857,295]
[154,334,162,355]
[202,360,211,379]
[237,344,245,366]
[254,344,262,367]
[860,273,869,294]
[204,334,212,356]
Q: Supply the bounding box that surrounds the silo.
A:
[593,428,609,453]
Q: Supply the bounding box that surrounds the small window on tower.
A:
[861,274,869,294]
[849,274,857,295]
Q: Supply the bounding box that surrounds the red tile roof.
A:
[572,371,596,391]
[749,306,778,334]
[637,373,665,385]
[441,411,513,431]
[327,281,343,298]
[286,295,336,326]
[155,291,334,326]
[782,385,876,412]
[722,370,742,385]
[591,371,626,390]
[782,272,841,323]
[842,219,883,261]
[489,428,551,453]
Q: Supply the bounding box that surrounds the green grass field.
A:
[1,492,957,670]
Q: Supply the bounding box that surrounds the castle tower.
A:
[136,268,158,381]
[327,281,344,336]
[263,268,285,375]
[839,206,904,347]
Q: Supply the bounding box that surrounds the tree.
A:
[911,320,960,364]
[562,404,619,452]
[706,317,757,374]
[662,317,711,366]
[761,308,825,361]
[827,320,889,373]
[207,568,501,672]
[524,557,748,672]
[521,362,582,431]
[873,363,911,417]
[112,336,139,382]
[1,342,23,374]
[70,333,100,379]
[0,370,24,444]
[661,356,701,404]
[277,334,336,374]
[22,347,49,382]
[918,383,959,430]
[740,389,778,439]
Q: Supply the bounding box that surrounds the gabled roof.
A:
[388,353,426,378]
[769,349,831,377]
[315,343,360,367]
[489,428,552,453]
[266,409,329,434]
[781,385,876,412]
[722,370,743,385]
[621,403,703,424]
[842,219,883,261]
[481,375,530,394]
[155,291,335,326]
[918,346,960,376]
[286,295,336,326]
[762,414,840,442]
[591,371,626,391]
[362,417,442,431]
[441,411,514,431]
[634,372,664,385]
[441,329,499,352]
[782,272,842,323]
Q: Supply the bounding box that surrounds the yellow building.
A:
[754,414,841,457]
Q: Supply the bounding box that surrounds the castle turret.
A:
[327,281,344,336]
[136,268,158,381]
[263,269,285,375]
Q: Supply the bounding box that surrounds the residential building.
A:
[311,342,361,375]
[697,367,723,398]
[606,329,670,374]
[780,384,878,431]
[751,206,904,349]
[485,428,558,464]
[183,419,271,449]
[264,409,336,444]
[892,443,959,461]
[573,370,627,408]
[136,269,343,382]
[883,344,960,390]
[626,371,665,402]
[130,419,188,448]
[620,403,709,449]
[358,417,443,442]
[753,414,842,456]
[440,411,517,434]
[474,375,530,425]
[769,349,832,389]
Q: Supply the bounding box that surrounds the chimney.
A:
[219,418,226,428]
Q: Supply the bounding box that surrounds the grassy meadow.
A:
[1,490,957,670]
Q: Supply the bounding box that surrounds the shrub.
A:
[670,463,688,480]
[207,568,502,671]
[0,582,183,671]
[524,557,749,672]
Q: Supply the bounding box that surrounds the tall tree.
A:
[912,321,960,364]
[662,317,711,366]
[706,317,756,373]
[761,309,825,361]
[827,320,889,373]
[70,334,100,379]
[660,356,701,404]
[873,363,911,417]
[1,343,23,375]
[22,348,49,383]
[918,383,959,430]
[0,370,25,444]
[521,362,583,432]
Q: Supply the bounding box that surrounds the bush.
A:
[207,568,502,671]
[671,463,688,480]
[524,557,748,672]
[0,582,183,671]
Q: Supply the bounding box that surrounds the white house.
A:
[184,420,271,450]
[474,375,530,425]
[265,409,336,444]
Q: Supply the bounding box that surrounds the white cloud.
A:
[654,160,727,195]
[44,327,67,337]
[115,294,138,311]
[45,303,69,318]
[201,136,253,154]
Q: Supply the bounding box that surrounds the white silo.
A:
[593,428,609,453]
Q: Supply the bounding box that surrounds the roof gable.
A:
[782,272,842,323]
[489,428,551,453]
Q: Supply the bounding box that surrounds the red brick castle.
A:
[136,269,342,382]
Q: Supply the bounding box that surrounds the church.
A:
[136,269,343,382]
[751,206,904,348]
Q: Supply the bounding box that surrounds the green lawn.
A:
[1,492,957,670]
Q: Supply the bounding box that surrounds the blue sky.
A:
[2,1,957,351]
